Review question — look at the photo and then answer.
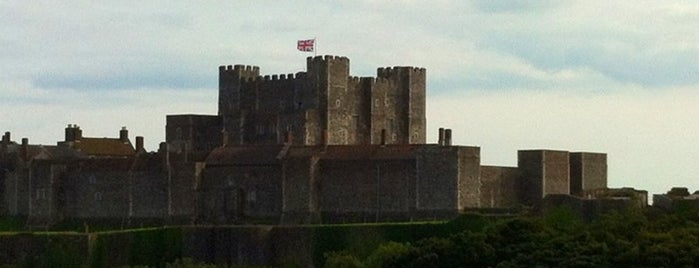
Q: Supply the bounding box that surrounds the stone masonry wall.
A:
[415,146,460,213]
[457,146,481,209]
[217,56,426,146]
[519,150,571,206]
[281,156,319,224]
[198,164,282,224]
[318,159,416,222]
[570,152,607,196]
[480,166,521,208]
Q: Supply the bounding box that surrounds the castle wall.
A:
[167,163,200,220]
[415,146,459,213]
[166,115,222,153]
[25,162,66,223]
[317,159,416,222]
[198,164,282,224]
[457,146,481,209]
[280,156,319,224]
[131,171,167,218]
[64,170,130,219]
[4,168,28,217]
[480,166,521,208]
[570,152,607,196]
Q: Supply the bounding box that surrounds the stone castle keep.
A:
[0,55,634,226]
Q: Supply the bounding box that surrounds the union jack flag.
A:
[297,39,315,52]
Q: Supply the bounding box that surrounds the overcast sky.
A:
[1,1,698,196]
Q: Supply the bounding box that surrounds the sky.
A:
[1,1,698,196]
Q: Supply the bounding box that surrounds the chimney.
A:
[380,129,387,146]
[438,128,445,146]
[65,124,75,142]
[119,127,128,142]
[135,136,144,152]
[444,129,452,146]
[2,131,9,145]
[75,125,82,140]
[21,138,28,161]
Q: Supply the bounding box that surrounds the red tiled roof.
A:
[73,138,135,157]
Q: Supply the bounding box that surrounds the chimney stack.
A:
[65,124,75,142]
[135,136,144,152]
[119,127,128,142]
[444,129,452,146]
[21,138,28,161]
[2,131,9,145]
[438,128,445,146]
[75,125,82,140]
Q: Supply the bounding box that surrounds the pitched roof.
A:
[72,138,135,157]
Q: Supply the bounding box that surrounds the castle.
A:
[0,56,643,226]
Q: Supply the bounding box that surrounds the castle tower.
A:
[306,55,351,145]
[569,152,607,196]
[518,150,571,206]
[374,66,426,144]
[218,65,260,145]
[217,56,427,146]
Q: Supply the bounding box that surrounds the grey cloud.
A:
[32,71,212,90]
[470,0,562,13]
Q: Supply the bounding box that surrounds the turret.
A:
[376,66,426,144]
[218,64,261,145]
[306,55,351,145]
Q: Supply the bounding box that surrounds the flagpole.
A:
[314,36,317,57]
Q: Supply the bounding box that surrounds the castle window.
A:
[335,99,341,108]
[94,192,102,201]
[89,175,96,184]
[247,191,257,202]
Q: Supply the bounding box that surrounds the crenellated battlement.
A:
[219,64,260,80]
[307,55,350,64]
[377,66,426,79]
[237,72,307,85]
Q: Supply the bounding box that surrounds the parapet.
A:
[377,66,426,79]
[306,55,350,65]
[219,64,260,80]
